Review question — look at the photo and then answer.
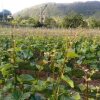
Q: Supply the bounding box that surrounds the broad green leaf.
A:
[71,92,81,100]
[0,80,3,84]
[2,83,12,92]
[12,90,22,100]
[0,64,13,77]
[67,50,79,58]
[4,90,21,100]
[3,94,13,100]
[79,84,86,91]
[34,93,46,100]
[21,92,31,100]
[61,75,74,88]
[18,74,34,82]
[4,91,31,100]
[60,95,73,100]
[20,50,33,59]
[47,77,54,83]
[36,65,43,71]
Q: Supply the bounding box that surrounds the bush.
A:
[88,18,100,28]
[63,14,87,28]
[44,18,57,28]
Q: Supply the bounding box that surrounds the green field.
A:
[0,27,100,100]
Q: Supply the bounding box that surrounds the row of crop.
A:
[0,35,100,100]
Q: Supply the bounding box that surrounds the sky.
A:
[0,0,100,14]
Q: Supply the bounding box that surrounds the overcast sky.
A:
[0,0,99,14]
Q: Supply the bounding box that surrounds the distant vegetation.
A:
[14,1,100,19]
[10,13,100,28]
[1,13,100,29]
[0,1,100,28]
[0,9,13,21]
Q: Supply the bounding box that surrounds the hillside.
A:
[14,1,100,19]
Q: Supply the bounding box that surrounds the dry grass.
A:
[0,27,100,37]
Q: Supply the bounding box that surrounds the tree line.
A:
[11,14,100,28]
[0,9,100,28]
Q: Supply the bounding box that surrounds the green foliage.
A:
[4,90,31,100]
[88,18,100,28]
[69,69,85,78]
[61,75,74,88]
[0,35,99,99]
[18,74,34,83]
[63,14,87,28]
[74,37,100,69]
[44,18,57,28]
[11,17,41,27]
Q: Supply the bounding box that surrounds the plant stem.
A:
[85,73,88,100]
[55,77,60,100]
[11,32,17,90]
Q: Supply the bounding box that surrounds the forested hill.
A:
[14,1,100,19]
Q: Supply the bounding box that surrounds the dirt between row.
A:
[16,70,100,86]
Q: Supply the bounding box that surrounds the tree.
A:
[11,17,22,25]
[0,9,13,21]
[44,18,57,28]
[80,20,88,28]
[88,18,100,28]
[63,14,86,28]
